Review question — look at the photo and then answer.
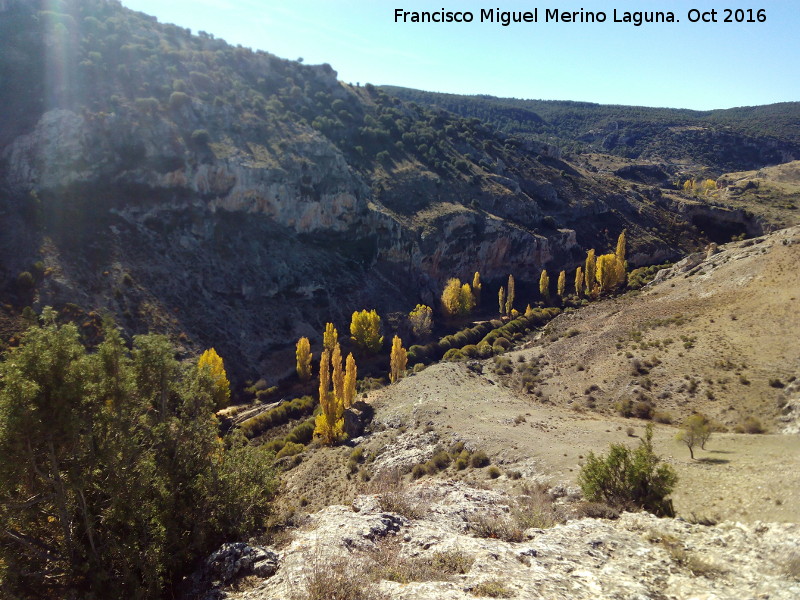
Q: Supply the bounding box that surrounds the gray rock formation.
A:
[213,480,800,600]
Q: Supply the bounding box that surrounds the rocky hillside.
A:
[194,481,800,600]
[383,86,800,173]
[189,228,800,600]
[0,0,755,384]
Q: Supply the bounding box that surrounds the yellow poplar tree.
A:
[350,309,383,354]
[596,253,626,294]
[498,286,505,316]
[615,230,627,264]
[441,278,462,317]
[557,270,566,298]
[539,269,550,303]
[505,274,515,316]
[472,271,482,306]
[314,349,344,445]
[409,304,433,339]
[295,337,312,381]
[331,343,344,406]
[343,352,357,409]
[459,283,476,315]
[585,249,597,297]
[323,322,338,352]
[575,266,584,297]
[197,348,230,410]
[389,335,408,383]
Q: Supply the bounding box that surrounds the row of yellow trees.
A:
[295,311,411,445]
[446,231,628,319]
[293,231,628,445]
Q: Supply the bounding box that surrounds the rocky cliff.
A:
[0,0,745,381]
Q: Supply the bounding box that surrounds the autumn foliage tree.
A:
[441,278,475,318]
[314,349,345,445]
[585,249,597,297]
[198,347,230,409]
[575,266,584,298]
[343,352,357,409]
[409,304,433,339]
[505,274,515,315]
[350,309,383,354]
[557,270,566,299]
[295,337,312,381]
[539,269,550,303]
[389,335,408,383]
[323,322,338,352]
[498,286,505,316]
[472,271,482,306]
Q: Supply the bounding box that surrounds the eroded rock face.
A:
[212,480,800,600]
[1,107,585,378]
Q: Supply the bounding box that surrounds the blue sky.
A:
[120,1,800,110]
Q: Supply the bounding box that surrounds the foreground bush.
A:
[0,310,278,598]
[578,424,676,516]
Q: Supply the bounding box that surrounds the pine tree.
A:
[498,286,506,316]
[343,353,357,409]
[585,249,597,297]
[389,335,408,383]
[539,269,550,303]
[575,266,584,298]
[350,309,383,354]
[198,347,230,409]
[295,337,312,381]
[557,270,566,298]
[323,322,338,352]
[409,304,433,339]
[505,274,515,316]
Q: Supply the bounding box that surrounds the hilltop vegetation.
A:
[383,86,800,172]
[0,0,732,385]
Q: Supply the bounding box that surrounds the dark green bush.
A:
[470,450,490,468]
[578,424,676,516]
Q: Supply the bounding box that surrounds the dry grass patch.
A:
[297,554,387,600]
[470,579,515,597]
[368,537,473,583]
[467,512,525,543]
[371,470,427,519]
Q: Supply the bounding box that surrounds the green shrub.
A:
[443,348,465,361]
[470,450,490,468]
[578,424,676,516]
[487,466,501,479]
[190,129,211,146]
[735,416,765,434]
[276,441,304,459]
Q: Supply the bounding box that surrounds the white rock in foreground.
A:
[223,480,800,600]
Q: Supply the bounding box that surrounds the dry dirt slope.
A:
[212,228,800,600]
[279,227,799,525]
[364,226,800,523]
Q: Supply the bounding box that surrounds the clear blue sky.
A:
[120,0,800,111]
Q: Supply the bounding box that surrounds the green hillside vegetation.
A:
[383,86,800,172]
